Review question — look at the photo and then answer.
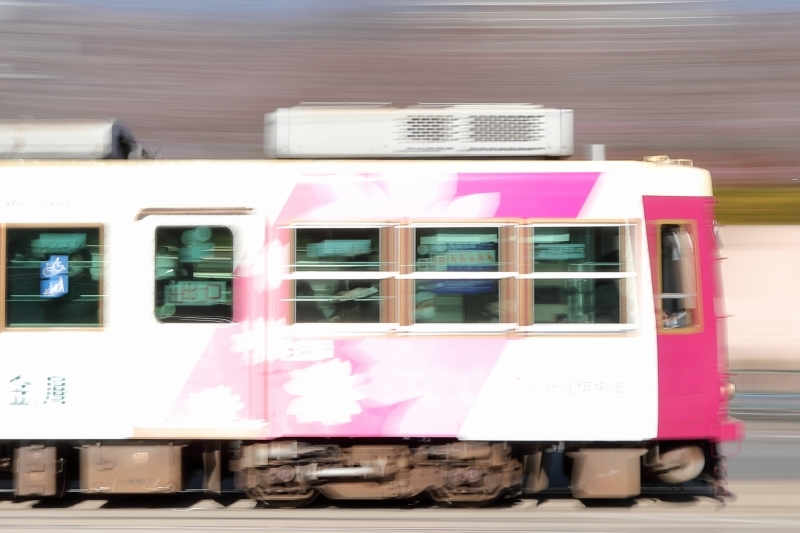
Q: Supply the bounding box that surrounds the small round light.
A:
[721,381,737,401]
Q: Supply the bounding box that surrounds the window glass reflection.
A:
[659,224,697,329]
[295,279,381,323]
[5,227,101,327]
[155,226,233,323]
[296,228,380,271]
[415,227,499,272]
[533,279,621,324]
[415,280,499,324]
[533,226,623,273]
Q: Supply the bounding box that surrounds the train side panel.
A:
[260,170,658,441]
[0,161,735,445]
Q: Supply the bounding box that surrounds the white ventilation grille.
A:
[467,115,545,143]
[266,104,573,158]
[403,115,458,143]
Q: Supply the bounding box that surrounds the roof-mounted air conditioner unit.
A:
[265,104,573,159]
[0,119,146,159]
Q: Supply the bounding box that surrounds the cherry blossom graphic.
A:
[230,318,266,365]
[283,358,366,425]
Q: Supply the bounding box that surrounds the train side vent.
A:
[402,115,458,144]
[466,114,545,144]
[265,104,573,158]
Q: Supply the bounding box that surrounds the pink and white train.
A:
[0,106,742,504]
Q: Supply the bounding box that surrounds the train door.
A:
[643,196,719,440]
[134,210,267,431]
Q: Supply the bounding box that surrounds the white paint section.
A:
[0,327,216,439]
[458,336,657,441]
[0,163,289,439]
[639,164,712,197]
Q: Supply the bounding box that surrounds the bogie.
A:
[234,442,521,506]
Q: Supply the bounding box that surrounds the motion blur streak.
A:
[1,0,799,183]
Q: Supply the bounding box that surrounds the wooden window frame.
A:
[397,221,518,334]
[286,224,398,331]
[154,224,235,324]
[654,220,703,334]
[517,221,639,334]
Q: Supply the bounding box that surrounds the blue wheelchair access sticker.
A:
[40,255,69,298]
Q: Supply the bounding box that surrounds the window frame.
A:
[396,222,518,334]
[517,221,640,334]
[286,223,398,332]
[2,223,105,331]
[654,220,703,334]
[154,224,235,324]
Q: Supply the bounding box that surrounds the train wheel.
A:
[255,490,319,509]
[426,457,519,507]
[426,488,502,508]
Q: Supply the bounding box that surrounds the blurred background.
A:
[1,0,799,177]
[3,0,800,401]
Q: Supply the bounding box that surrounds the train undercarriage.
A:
[0,440,726,506]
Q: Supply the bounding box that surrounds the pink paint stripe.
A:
[456,173,601,218]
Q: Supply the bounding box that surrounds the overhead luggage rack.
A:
[265,104,573,159]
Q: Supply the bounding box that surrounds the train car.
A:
[0,106,741,506]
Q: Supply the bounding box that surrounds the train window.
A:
[521,224,637,329]
[657,223,698,330]
[5,227,102,328]
[406,226,515,326]
[292,227,391,324]
[415,227,501,272]
[414,279,503,324]
[154,226,233,323]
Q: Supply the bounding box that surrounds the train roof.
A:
[0,157,712,198]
